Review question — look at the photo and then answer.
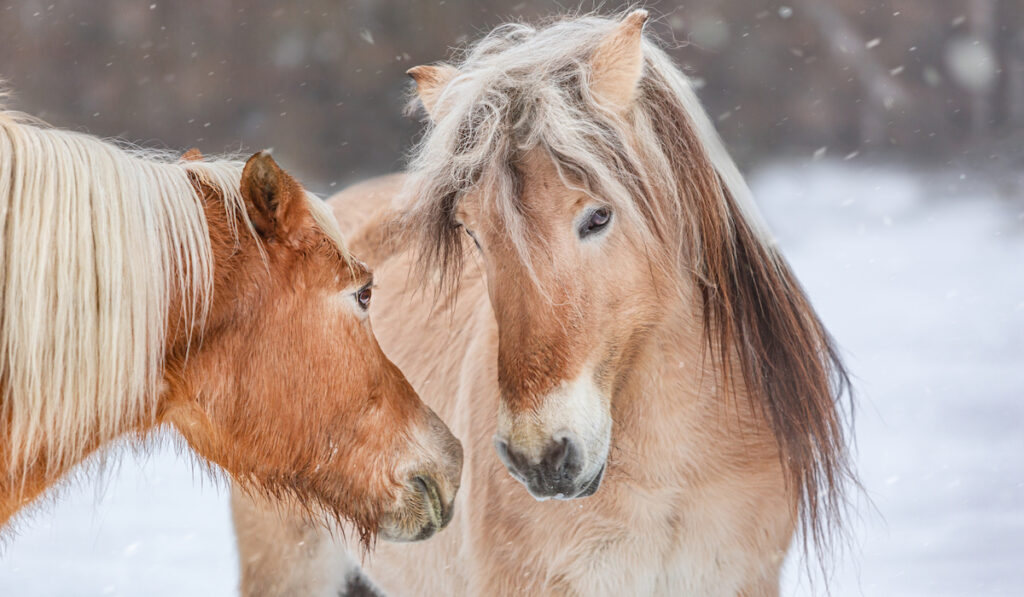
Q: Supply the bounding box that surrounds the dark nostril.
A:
[411,475,429,501]
[544,432,581,480]
[544,436,570,471]
[494,433,584,493]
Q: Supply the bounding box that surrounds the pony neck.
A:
[154,187,257,430]
[0,182,236,529]
[611,294,779,486]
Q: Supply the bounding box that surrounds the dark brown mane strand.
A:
[640,64,854,555]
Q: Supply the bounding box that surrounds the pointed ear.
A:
[181,148,204,162]
[240,151,308,240]
[407,64,458,120]
[589,9,649,112]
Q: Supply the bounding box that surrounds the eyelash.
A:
[354,283,373,310]
[464,227,482,250]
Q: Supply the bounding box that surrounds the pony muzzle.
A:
[410,473,453,539]
[495,373,612,500]
[494,430,606,500]
[381,408,463,542]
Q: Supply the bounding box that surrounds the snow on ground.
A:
[1,161,1021,596]
[0,445,237,596]
[766,162,1024,596]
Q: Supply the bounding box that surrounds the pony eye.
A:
[355,285,372,310]
[579,207,612,238]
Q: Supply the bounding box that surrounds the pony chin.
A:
[380,408,462,542]
[495,370,611,501]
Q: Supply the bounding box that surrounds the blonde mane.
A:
[0,110,348,480]
[402,12,852,553]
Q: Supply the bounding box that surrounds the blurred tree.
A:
[1,0,1021,191]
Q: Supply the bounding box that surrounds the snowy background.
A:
[1,160,1021,596]
[2,1,1024,595]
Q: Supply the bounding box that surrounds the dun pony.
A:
[402,10,851,551]
[233,10,853,596]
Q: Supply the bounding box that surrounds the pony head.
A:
[402,9,849,548]
[165,151,462,543]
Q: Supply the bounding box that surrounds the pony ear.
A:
[589,9,649,112]
[240,151,307,240]
[407,64,458,120]
[181,148,204,162]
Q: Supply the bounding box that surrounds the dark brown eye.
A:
[579,207,612,238]
[355,285,372,310]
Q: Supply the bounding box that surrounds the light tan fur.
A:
[233,10,850,596]
[589,9,648,111]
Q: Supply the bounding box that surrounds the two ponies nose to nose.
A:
[494,431,594,499]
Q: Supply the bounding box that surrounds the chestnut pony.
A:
[233,11,852,596]
[0,108,462,545]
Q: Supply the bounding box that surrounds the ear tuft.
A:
[589,9,650,112]
[243,151,280,203]
[241,150,305,239]
[621,8,649,30]
[407,64,458,120]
